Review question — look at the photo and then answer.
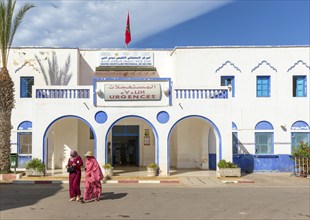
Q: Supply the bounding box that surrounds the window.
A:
[232,132,238,154]
[255,132,273,154]
[20,77,34,98]
[291,132,310,149]
[18,133,32,155]
[256,76,270,97]
[221,76,235,97]
[293,76,307,97]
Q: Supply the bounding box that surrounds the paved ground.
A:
[1,177,309,220]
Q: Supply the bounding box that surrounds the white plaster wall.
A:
[6,46,310,175]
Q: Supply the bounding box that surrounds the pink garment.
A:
[67,155,83,198]
[83,156,103,201]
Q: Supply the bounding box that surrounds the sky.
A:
[13,0,310,49]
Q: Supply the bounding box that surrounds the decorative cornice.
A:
[95,66,157,72]
[215,61,241,73]
[287,60,310,72]
[251,60,277,73]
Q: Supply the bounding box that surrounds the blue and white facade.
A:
[6,46,310,175]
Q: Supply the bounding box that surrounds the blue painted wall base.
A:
[233,154,294,173]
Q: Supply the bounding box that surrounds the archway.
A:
[105,115,159,170]
[168,115,221,174]
[43,115,96,170]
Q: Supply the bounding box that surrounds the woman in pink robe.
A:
[82,151,103,202]
[66,150,83,202]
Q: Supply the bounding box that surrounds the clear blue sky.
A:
[15,0,310,48]
[134,0,310,48]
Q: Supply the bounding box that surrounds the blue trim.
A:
[18,121,32,130]
[95,111,108,124]
[251,60,277,73]
[255,121,274,130]
[215,61,241,73]
[105,115,159,166]
[233,154,294,173]
[167,115,222,174]
[291,120,310,130]
[157,111,170,124]
[232,122,237,130]
[42,115,97,166]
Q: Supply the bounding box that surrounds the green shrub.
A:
[217,159,238,168]
[102,163,113,169]
[147,163,158,169]
[26,158,45,172]
[292,142,310,158]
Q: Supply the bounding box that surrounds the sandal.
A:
[76,196,81,202]
[69,197,76,201]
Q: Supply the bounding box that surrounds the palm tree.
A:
[0,0,34,173]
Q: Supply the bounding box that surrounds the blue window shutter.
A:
[296,77,304,97]
[20,78,28,98]
[257,76,270,97]
[20,77,34,98]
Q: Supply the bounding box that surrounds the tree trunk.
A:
[0,67,15,173]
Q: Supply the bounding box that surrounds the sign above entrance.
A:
[99,52,154,66]
[94,78,172,107]
[104,84,161,101]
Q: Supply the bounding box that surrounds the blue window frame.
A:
[221,76,235,97]
[293,76,307,97]
[20,77,34,98]
[256,76,270,97]
[255,132,273,154]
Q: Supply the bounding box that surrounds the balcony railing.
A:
[175,88,229,99]
[35,87,91,99]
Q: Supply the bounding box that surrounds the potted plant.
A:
[102,163,114,180]
[26,158,46,176]
[146,163,159,177]
[217,159,241,177]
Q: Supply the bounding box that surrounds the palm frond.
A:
[35,54,49,85]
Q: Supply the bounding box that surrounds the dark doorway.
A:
[112,125,139,166]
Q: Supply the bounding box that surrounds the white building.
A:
[7,46,310,175]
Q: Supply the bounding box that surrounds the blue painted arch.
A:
[105,115,159,166]
[291,121,310,130]
[255,121,274,130]
[167,115,222,174]
[42,115,96,166]
[18,121,32,130]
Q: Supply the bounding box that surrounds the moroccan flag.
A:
[125,13,131,46]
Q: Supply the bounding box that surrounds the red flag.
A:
[125,13,131,46]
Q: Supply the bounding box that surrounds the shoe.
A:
[69,197,76,201]
[76,196,81,202]
[95,198,100,202]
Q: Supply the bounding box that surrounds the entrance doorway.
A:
[111,125,139,166]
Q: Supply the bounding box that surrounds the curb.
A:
[11,179,180,184]
[222,179,255,184]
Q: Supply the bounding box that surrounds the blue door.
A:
[112,125,139,166]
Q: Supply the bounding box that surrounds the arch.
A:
[105,115,159,165]
[167,115,222,173]
[18,121,32,130]
[251,60,277,73]
[232,122,238,130]
[291,121,310,130]
[255,121,274,130]
[42,115,96,166]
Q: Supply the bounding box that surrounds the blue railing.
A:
[175,89,228,99]
[36,89,90,99]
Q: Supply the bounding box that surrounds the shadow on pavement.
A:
[102,192,127,200]
[0,183,63,211]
